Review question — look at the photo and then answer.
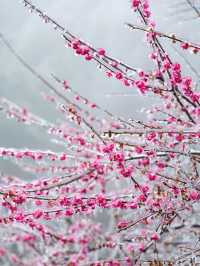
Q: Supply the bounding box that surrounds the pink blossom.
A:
[33,210,43,219]
[97,48,106,56]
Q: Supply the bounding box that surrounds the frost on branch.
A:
[0,0,200,265]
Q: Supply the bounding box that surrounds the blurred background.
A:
[0,0,200,176]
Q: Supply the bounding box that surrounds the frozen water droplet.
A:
[127,70,136,77]
[97,63,102,70]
